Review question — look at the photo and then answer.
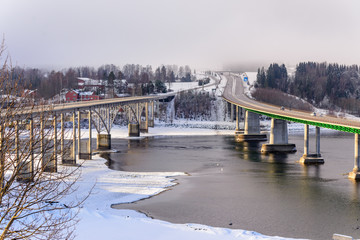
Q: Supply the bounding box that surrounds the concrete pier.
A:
[235,106,240,131]
[230,103,234,121]
[299,125,324,164]
[87,110,93,159]
[148,101,155,127]
[128,123,140,137]
[97,134,111,150]
[62,112,77,165]
[349,133,360,180]
[261,119,296,153]
[78,111,92,160]
[235,110,267,142]
[43,115,58,172]
[17,119,33,182]
[140,102,149,133]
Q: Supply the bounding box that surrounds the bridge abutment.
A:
[261,118,296,153]
[299,125,324,164]
[235,110,267,142]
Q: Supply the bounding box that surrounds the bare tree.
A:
[0,40,87,240]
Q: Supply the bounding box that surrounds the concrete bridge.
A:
[222,73,360,180]
[5,93,178,182]
[4,76,221,182]
[4,72,360,183]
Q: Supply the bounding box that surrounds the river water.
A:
[105,129,360,240]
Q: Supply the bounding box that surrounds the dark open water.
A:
[103,130,360,240]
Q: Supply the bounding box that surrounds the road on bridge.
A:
[222,73,360,132]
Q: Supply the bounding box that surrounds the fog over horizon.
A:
[1,0,360,71]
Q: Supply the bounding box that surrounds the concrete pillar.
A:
[355,133,360,172]
[40,115,45,169]
[137,103,140,124]
[149,101,155,127]
[299,125,324,164]
[18,119,34,182]
[15,120,23,181]
[44,114,58,172]
[230,104,234,121]
[304,124,309,156]
[316,126,320,156]
[349,133,360,180]
[235,106,240,131]
[88,110,92,159]
[261,118,296,153]
[61,113,65,164]
[140,102,149,133]
[128,123,140,137]
[77,110,81,159]
[244,111,260,134]
[72,111,76,163]
[269,119,288,144]
[146,102,149,128]
[97,134,111,150]
[107,108,111,131]
[235,110,266,142]
[15,120,19,166]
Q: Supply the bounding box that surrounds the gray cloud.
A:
[1,0,360,70]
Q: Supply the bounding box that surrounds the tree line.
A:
[255,62,360,115]
[11,64,194,99]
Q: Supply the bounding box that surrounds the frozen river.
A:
[105,131,360,240]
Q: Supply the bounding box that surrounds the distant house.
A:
[65,90,100,102]
[65,90,79,102]
[79,91,100,101]
[78,78,104,91]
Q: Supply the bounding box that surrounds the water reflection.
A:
[301,165,321,179]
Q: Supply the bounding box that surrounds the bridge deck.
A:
[222,74,360,134]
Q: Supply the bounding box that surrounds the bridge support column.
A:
[140,102,149,133]
[235,110,267,142]
[45,114,58,172]
[87,110,92,159]
[230,103,234,121]
[349,133,360,180]
[128,123,140,137]
[261,119,296,153]
[62,112,77,165]
[299,125,324,164]
[235,106,240,131]
[148,101,154,127]
[97,134,111,150]
[17,119,33,182]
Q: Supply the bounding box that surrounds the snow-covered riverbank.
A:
[72,124,308,240]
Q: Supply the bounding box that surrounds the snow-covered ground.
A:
[72,125,307,240]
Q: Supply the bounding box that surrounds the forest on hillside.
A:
[255,62,360,115]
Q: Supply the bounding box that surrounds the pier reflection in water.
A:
[105,133,360,240]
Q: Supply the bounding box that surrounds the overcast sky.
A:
[1,0,360,70]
